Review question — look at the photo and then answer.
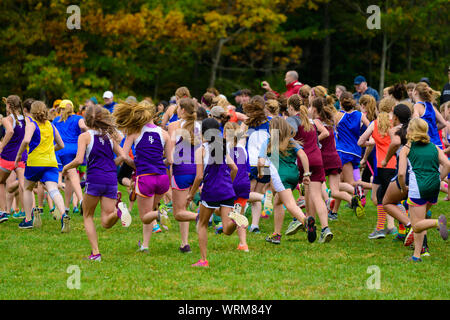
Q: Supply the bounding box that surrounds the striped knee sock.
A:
[376,205,386,231]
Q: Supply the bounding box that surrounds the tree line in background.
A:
[0,0,448,110]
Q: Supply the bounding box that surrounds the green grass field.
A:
[0,187,448,300]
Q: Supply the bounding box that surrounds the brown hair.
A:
[85,105,116,137]
[30,101,48,123]
[339,91,356,112]
[264,91,278,101]
[265,99,280,116]
[288,94,312,131]
[201,92,215,107]
[179,98,198,145]
[23,98,35,114]
[243,96,267,128]
[113,100,156,135]
[298,85,311,107]
[311,97,335,126]
[359,94,377,122]
[175,87,191,99]
[414,82,433,102]
[3,95,24,124]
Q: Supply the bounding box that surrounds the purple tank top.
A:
[172,121,201,176]
[85,130,117,185]
[201,142,236,202]
[134,124,166,176]
[1,115,26,161]
[228,144,250,199]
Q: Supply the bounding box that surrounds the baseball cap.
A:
[125,96,137,104]
[59,99,74,109]
[232,90,242,97]
[53,99,62,108]
[211,106,225,118]
[103,91,114,99]
[419,77,430,86]
[90,97,98,104]
[354,76,366,85]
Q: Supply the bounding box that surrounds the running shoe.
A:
[318,227,334,243]
[285,219,304,236]
[328,211,338,221]
[306,216,317,243]
[438,215,448,240]
[73,206,80,214]
[352,195,365,218]
[421,246,430,257]
[179,244,192,253]
[50,206,57,220]
[87,253,102,261]
[296,199,306,209]
[426,210,432,219]
[117,201,132,227]
[329,199,335,212]
[191,259,209,267]
[33,207,42,229]
[393,233,406,242]
[136,241,149,254]
[265,233,281,244]
[408,256,422,263]
[157,205,171,229]
[356,185,366,207]
[152,224,162,233]
[384,227,397,235]
[0,212,8,223]
[228,205,249,228]
[248,225,260,234]
[18,218,33,229]
[404,227,414,247]
[368,229,386,239]
[61,213,71,233]
[215,223,223,234]
[193,192,201,206]
[237,244,249,252]
[13,211,26,219]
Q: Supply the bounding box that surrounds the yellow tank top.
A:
[27,118,58,167]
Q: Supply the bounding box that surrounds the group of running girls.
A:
[0,80,448,266]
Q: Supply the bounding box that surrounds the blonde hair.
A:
[311,86,335,106]
[113,100,156,135]
[287,94,312,131]
[224,121,246,147]
[268,116,296,156]
[30,101,48,123]
[59,101,74,122]
[265,99,280,116]
[212,96,229,109]
[359,94,377,122]
[175,87,191,99]
[407,118,430,144]
[179,98,198,145]
[377,97,396,136]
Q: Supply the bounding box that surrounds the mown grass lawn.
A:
[0,186,448,300]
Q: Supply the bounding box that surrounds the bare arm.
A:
[52,126,65,151]
[121,134,137,170]
[187,146,204,202]
[361,113,370,127]
[382,127,401,167]
[437,146,450,180]
[297,148,310,185]
[357,121,374,147]
[397,144,410,194]
[314,119,330,141]
[78,118,88,132]
[162,129,173,167]
[161,105,176,129]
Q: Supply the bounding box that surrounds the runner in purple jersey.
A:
[114,99,172,254]
[187,118,248,267]
[0,95,27,223]
[63,105,132,261]
[168,97,201,254]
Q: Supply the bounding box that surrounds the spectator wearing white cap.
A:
[103,91,117,113]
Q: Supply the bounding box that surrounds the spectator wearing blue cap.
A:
[353,76,380,103]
